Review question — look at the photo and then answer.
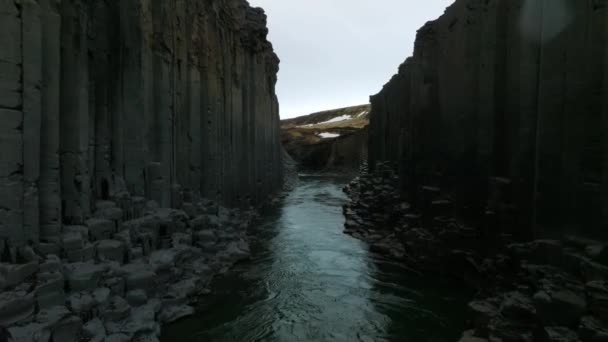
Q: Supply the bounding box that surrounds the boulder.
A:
[587,281,608,322]
[102,296,131,322]
[0,262,38,289]
[36,243,61,256]
[63,225,89,241]
[578,316,608,342]
[194,229,217,244]
[96,240,125,263]
[130,247,144,260]
[0,290,35,326]
[544,327,580,342]
[103,277,126,297]
[172,232,193,247]
[534,289,587,326]
[83,318,106,341]
[122,266,156,294]
[93,287,111,309]
[39,255,62,273]
[34,272,65,309]
[105,301,159,338]
[581,258,608,283]
[68,291,95,315]
[87,218,116,241]
[63,262,106,292]
[105,333,131,342]
[96,201,117,210]
[468,299,500,330]
[500,291,537,322]
[459,330,489,342]
[158,304,195,324]
[94,207,124,222]
[126,290,148,307]
[61,232,84,251]
[66,243,95,263]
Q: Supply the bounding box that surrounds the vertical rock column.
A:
[0,1,24,252]
[0,0,62,250]
[59,0,90,224]
[600,1,608,230]
[38,0,62,244]
[21,0,43,244]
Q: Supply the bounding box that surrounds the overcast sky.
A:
[247,0,455,119]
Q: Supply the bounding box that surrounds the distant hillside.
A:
[281,104,370,171]
[281,104,370,130]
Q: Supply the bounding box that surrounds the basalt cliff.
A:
[345,0,608,340]
[0,0,282,340]
[367,0,607,236]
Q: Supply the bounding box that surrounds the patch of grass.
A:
[281,104,371,130]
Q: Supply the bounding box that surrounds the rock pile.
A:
[0,198,256,342]
[461,238,608,342]
[344,161,496,279]
[344,164,608,341]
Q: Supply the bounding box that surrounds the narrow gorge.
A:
[1,0,608,341]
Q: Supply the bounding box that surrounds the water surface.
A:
[162,175,469,341]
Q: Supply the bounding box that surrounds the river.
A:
[161,175,469,341]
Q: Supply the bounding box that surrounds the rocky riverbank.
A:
[344,163,608,341]
[1,196,263,342]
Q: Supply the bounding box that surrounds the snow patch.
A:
[296,111,367,128]
[318,132,340,139]
[317,115,352,125]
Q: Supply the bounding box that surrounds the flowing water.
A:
[162,175,470,342]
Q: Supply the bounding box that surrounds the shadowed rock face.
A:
[368,0,608,237]
[0,0,283,248]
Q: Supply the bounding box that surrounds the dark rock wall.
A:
[0,0,282,248]
[324,128,369,170]
[368,0,608,236]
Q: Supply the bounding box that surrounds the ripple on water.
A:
[161,175,470,342]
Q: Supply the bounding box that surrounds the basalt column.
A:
[0,0,283,253]
[368,0,608,237]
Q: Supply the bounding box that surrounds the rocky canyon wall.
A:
[368,0,608,237]
[0,0,283,250]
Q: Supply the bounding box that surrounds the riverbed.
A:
[162,175,469,341]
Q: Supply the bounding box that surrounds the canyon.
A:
[1,0,608,341]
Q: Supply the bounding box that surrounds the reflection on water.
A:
[162,175,470,342]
